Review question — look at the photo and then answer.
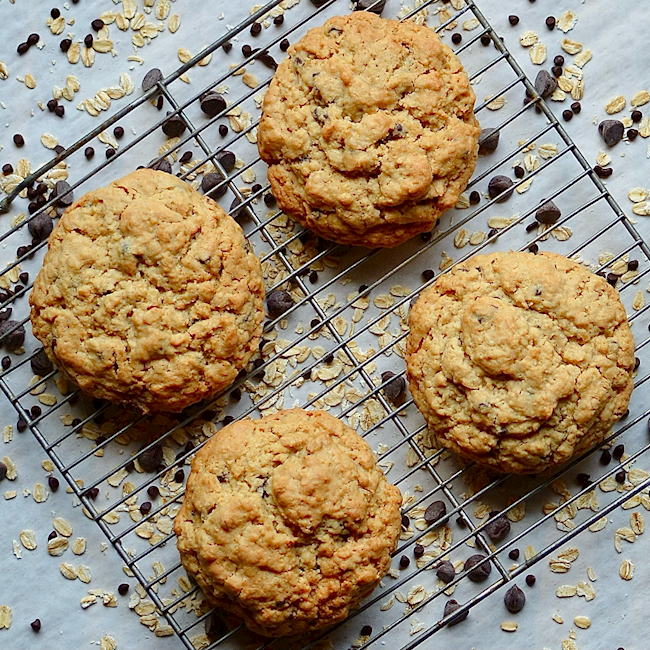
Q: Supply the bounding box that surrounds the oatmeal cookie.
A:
[258,12,480,248]
[406,251,635,474]
[30,169,265,413]
[174,409,402,637]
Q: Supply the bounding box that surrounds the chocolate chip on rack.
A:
[142,68,163,92]
[465,554,492,582]
[436,560,456,584]
[424,500,447,526]
[478,128,500,154]
[534,69,558,98]
[504,585,526,613]
[443,599,468,626]
[485,512,511,542]
[535,200,562,224]
[267,289,294,318]
[488,175,514,202]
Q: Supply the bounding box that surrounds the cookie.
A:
[174,408,402,637]
[406,251,635,474]
[258,12,480,248]
[29,169,265,413]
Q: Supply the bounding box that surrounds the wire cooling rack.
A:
[1,0,649,648]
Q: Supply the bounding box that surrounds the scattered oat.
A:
[100,635,117,650]
[47,536,69,556]
[168,14,180,33]
[0,61,9,80]
[0,605,11,629]
[53,517,73,537]
[72,537,87,555]
[574,50,592,68]
[20,530,37,550]
[485,95,505,111]
[631,90,650,108]
[501,621,518,632]
[553,614,564,624]
[606,96,626,115]
[60,562,78,580]
[574,616,591,629]
[41,133,59,150]
[620,559,634,580]
[557,11,578,33]
[561,39,582,55]
[530,43,547,65]
[33,483,48,503]
[519,31,538,47]
[556,585,577,598]
[633,291,645,311]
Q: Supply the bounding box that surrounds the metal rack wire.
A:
[1,0,649,648]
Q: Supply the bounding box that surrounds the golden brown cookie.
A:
[258,12,480,248]
[174,409,402,637]
[30,169,265,413]
[406,251,635,474]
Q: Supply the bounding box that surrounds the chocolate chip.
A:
[84,34,94,48]
[552,66,563,77]
[140,501,152,514]
[554,55,565,66]
[571,101,582,114]
[525,574,536,586]
[468,190,480,205]
[27,33,40,46]
[480,34,491,46]
[273,14,284,25]
[478,127,500,154]
[443,599,468,626]
[216,150,236,174]
[631,110,643,123]
[381,371,405,401]
[47,530,57,541]
[422,269,435,282]
[0,461,7,481]
[504,584,526,613]
[174,468,185,483]
[508,15,519,26]
[424,500,447,526]
[280,38,290,52]
[84,146,95,159]
[138,444,163,472]
[31,348,54,376]
[150,158,172,174]
[31,405,42,418]
[598,119,624,146]
[17,42,29,55]
[485,512,511,542]
[54,180,74,206]
[200,91,226,117]
[222,41,232,54]
[545,16,556,29]
[142,68,163,92]
[118,583,129,596]
[201,172,226,198]
[28,213,54,242]
[162,113,186,138]
[51,8,61,19]
[451,33,462,45]
[2,164,13,175]
[613,443,624,460]
[488,175,514,202]
[629,259,639,271]
[147,485,160,499]
[436,560,455,584]
[59,38,72,52]
[0,321,25,349]
[17,418,27,432]
[414,543,424,557]
[594,165,612,178]
[615,470,626,483]
[48,476,59,492]
[465,554,491,582]
[91,19,104,31]
[360,624,372,636]
[562,109,573,122]
[535,200,561,225]
[179,151,193,164]
[13,134,25,147]
[354,0,387,13]
[627,129,639,141]
[534,69,558,98]
[514,165,525,179]
[250,22,262,36]
[30,619,41,632]
[1,357,10,370]
[420,231,432,242]
[267,289,294,318]
[508,548,520,561]
[399,555,410,569]
[600,449,612,464]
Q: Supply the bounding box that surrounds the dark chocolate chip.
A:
[138,444,163,472]
[480,34,491,46]
[443,599,468,626]
[179,151,193,164]
[48,476,59,492]
[118,583,129,596]
[627,129,639,141]
[200,91,226,117]
[594,164,612,178]
[534,69,558,98]
[535,200,561,224]
[84,34,94,48]
[30,619,41,632]
[31,348,54,376]
[174,468,185,483]
[113,126,124,140]
[598,119,624,146]
[59,38,72,52]
[414,543,424,557]
[200,172,224,197]
[354,0,387,14]
[631,110,643,123]
[508,548,520,561]
[142,68,163,92]
[424,500,447,526]
[562,109,573,122]
[514,165,525,179]
[488,175,514,202]
[469,190,480,205]
[571,101,582,114]
[267,289,294,318]
[151,158,172,174]
[27,33,40,46]
[552,66,563,77]
[263,193,276,207]
[436,560,455,584]
[508,15,519,26]
[2,164,13,175]
[17,42,30,55]
[51,8,61,19]
[84,146,95,159]
[216,150,236,173]
[600,449,612,464]
[545,16,556,29]
[381,371,405,401]
[17,418,27,432]
[485,512,511,542]
[273,15,284,25]
[250,22,262,36]
[280,38,290,52]
[0,461,7,481]
[54,180,74,206]
[451,33,462,45]
[422,269,435,282]
[399,555,410,569]
[525,574,536,586]
[162,113,186,138]
[464,554,491,582]
[615,470,626,483]
[0,321,26,349]
[91,19,105,31]
[13,134,25,147]
[222,41,232,54]
[554,55,565,66]
[613,443,624,460]
[1,357,10,370]
[504,584,526,612]
[478,127,500,154]
[147,485,160,499]
[47,98,58,112]
[140,501,152,514]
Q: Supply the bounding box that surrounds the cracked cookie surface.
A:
[258,12,480,248]
[406,251,635,474]
[174,408,402,637]
[30,169,265,413]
